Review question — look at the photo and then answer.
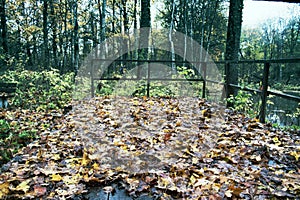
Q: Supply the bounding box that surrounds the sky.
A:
[152,0,299,29]
[243,0,299,28]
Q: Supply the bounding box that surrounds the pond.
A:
[266,91,300,127]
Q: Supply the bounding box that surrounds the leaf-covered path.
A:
[0,97,299,199]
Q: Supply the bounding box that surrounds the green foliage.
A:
[0,119,37,164]
[130,81,177,97]
[0,69,74,165]
[176,66,195,78]
[271,123,300,134]
[0,69,74,111]
[97,80,118,96]
[227,90,259,118]
[0,119,10,139]
[286,103,300,121]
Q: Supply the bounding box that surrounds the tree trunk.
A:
[122,0,129,65]
[43,0,49,69]
[224,0,244,105]
[133,0,138,67]
[138,0,151,78]
[100,0,106,42]
[73,0,79,75]
[169,0,175,71]
[0,0,8,54]
[50,0,58,68]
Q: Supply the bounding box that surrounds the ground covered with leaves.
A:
[0,96,299,199]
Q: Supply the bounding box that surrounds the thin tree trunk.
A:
[112,0,115,34]
[90,12,97,48]
[133,0,138,67]
[50,0,58,68]
[43,0,49,69]
[0,0,8,54]
[204,0,220,61]
[122,0,129,65]
[63,0,68,73]
[99,0,106,42]
[190,0,194,62]
[169,0,175,71]
[199,1,207,64]
[183,0,187,67]
[73,0,79,75]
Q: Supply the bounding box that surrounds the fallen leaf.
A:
[225,190,233,197]
[33,185,47,196]
[15,179,31,193]
[50,174,62,182]
[0,182,10,198]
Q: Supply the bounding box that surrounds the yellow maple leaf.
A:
[15,179,31,193]
[52,154,60,160]
[51,174,62,182]
[93,163,100,170]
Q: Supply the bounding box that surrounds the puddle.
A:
[83,185,155,200]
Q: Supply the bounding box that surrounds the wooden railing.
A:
[218,58,300,123]
[90,58,300,123]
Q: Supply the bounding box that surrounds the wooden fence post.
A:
[202,62,207,99]
[91,60,95,97]
[259,62,270,123]
[146,61,150,97]
[225,62,231,108]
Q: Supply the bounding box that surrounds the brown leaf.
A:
[33,185,47,196]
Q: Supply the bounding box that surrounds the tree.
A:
[73,0,79,75]
[138,0,151,78]
[224,0,244,103]
[0,0,8,54]
[158,0,227,61]
[43,0,49,69]
[50,0,58,68]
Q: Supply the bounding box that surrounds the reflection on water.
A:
[266,95,300,127]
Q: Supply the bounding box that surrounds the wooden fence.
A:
[90,58,300,123]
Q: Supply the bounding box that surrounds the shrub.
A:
[0,69,74,111]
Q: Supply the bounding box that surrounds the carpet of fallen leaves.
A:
[0,96,299,200]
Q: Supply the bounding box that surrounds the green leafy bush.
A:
[0,69,74,111]
[0,119,10,139]
[227,90,259,118]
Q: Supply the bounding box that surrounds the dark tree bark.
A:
[138,0,151,78]
[224,0,244,105]
[61,0,68,73]
[98,0,106,42]
[133,0,137,30]
[112,0,116,33]
[50,0,58,68]
[73,0,79,75]
[43,0,49,69]
[140,0,151,29]
[132,0,138,62]
[90,12,97,48]
[0,0,8,53]
[121,0,129,63]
